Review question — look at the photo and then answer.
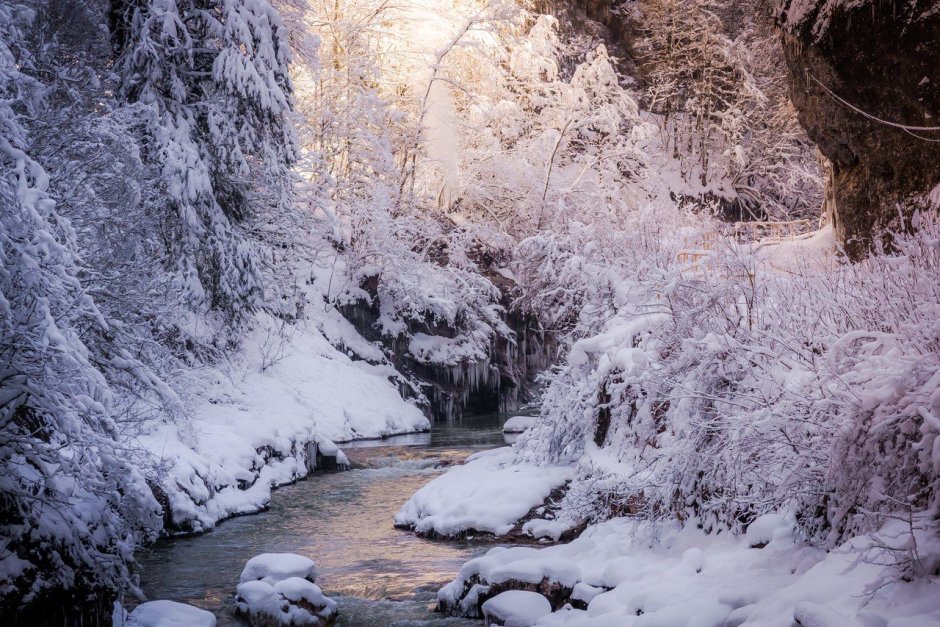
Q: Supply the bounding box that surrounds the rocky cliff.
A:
[778,0,940,258]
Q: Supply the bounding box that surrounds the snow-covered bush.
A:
[516,211,940,548]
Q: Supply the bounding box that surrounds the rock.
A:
[234,578,337,627]
[235,554,337,626]
[439,573,575,618]
[481,590,552,627]
[239,553,318,585]
[502,415,538,434]
[778,0,940,259]
[125,600,216,627]
[570,582,604,609]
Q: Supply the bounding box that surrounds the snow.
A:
[239,553,318,585]
[395,447,574,536]
[124,600,216,627]
[482,590,552,626]
[137,313,430,532]
[440,516,940,627]
[744,512,794,547]
[503,415,538,434]
[522,518,577,542]
[235,554,337,626]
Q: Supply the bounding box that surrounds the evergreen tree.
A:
[112,0,295,317]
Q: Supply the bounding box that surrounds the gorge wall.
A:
[778,0,939,258]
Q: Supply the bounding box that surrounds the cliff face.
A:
[778,0,940,258]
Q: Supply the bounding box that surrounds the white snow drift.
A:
[395,447,573,537]
[482,590,552,626]
[122,600,216,627]
[138,314,429,532]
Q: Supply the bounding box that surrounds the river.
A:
[135,412,524,626]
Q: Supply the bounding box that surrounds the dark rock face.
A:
[339,275,554,421]
[778,0,940,258]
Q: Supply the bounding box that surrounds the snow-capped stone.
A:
[746,512,795,548]
[571,582,604,605]
[481,590,552,626]
[522,517,575,542]
[502,415,538,434]
[235,555,336,626]
[125,600,216,627]
[235,578,337,626]
[239,553,318,585]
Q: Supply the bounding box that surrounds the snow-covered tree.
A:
[0,4,162,616]
[640,0,753,187]
[113,0,295,318]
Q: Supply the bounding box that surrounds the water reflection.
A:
[136,413,532,626]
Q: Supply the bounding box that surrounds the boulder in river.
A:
[235,553,337,626]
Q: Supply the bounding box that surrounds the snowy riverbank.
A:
[437,514,940,625]
[132,313,430,533]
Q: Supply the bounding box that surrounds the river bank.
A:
[134,413,521,626]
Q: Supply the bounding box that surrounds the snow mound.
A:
[481,590,551,626]
[239,553,318,585]
[125,600,216,627]
[502,415,538,434]
[745,512,795,547]
[394,447,574,537]
[235,555,337,626]
[522,517,577,542]
[440,516,940,626]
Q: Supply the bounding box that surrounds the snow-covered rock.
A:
[394,447,574,537]
[522,518,577,542]
[235,554,337,626]
[239,553,318,585]
[745,512,795,548]
[440,516,940,626]
[125,600,216,627]
[481,590,551,626]
[502,415,538,434]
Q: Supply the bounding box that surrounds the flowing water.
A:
[136,413,525,626]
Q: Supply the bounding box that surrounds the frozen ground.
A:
[438,514,940,626]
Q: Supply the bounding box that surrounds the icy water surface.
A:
[136,413,523,626]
